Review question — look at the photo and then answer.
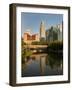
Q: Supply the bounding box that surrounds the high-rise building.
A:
[40,21,45,41]
[46,21,63,42]
[57,21,63,41]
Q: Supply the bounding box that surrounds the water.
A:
[22,53,63,77]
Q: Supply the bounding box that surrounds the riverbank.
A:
[47,41,63,54]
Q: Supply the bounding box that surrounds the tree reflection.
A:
[22,53,63,77]
[46,53,63,70]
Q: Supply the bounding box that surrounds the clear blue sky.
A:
[21,12,63,36]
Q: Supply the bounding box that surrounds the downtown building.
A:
[23,21,46,44]
[22,21,63,44]
[40,21,46,41]
[23,30,39,44]
[46,21,63,43]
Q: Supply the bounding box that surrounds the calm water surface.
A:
[22,53,63,77]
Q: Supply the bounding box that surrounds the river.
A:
[22,53,63,77]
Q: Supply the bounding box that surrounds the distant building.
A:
[46,21,63,42]
[57,22,63,41]
[46,26,56,42]
[23,30,39,44]
[40,21,45,41]
[22,21,63,44]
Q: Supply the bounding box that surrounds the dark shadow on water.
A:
[22,52,63,77]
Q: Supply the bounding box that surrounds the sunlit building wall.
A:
[57,22,63,41]
[40,21,46,40]
[23,30,39,44]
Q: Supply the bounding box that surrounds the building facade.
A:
[46,21,63,42]
[57,22,63,41]
[23,30,39,44]
[22,21,63,44]
[40,21,46,41]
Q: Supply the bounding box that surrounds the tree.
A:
[21,38,26,47]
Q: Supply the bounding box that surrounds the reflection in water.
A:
[22,53,63,77]
[40,56,46,75]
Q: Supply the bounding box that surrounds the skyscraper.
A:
[57,21,63,41]
[46,21,63,43]
[40,21,45,41]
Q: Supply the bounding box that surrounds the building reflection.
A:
[40,56,46,75]
[22,53,63,77]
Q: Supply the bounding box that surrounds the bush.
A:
[22,49,32,58]
[31,41,48,45]
[48,41,63,51]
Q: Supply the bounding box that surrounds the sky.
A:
[21,12,63,36]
